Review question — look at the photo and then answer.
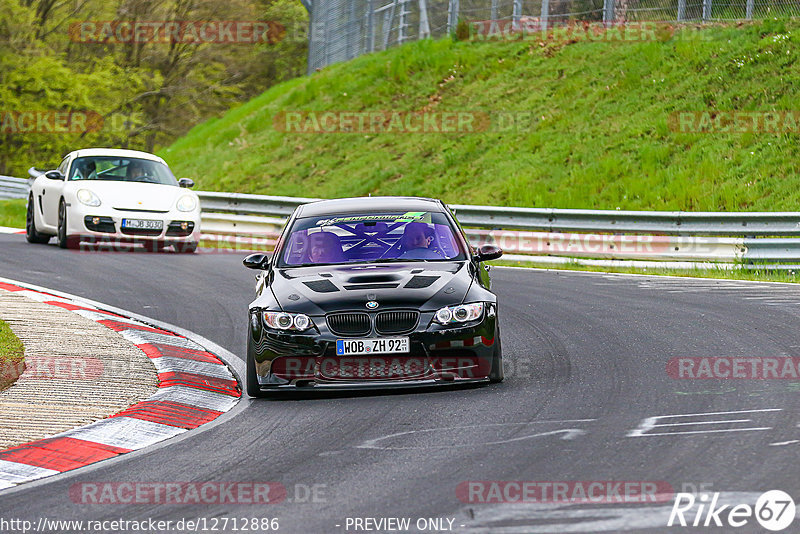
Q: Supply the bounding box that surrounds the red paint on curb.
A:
[112,401,223,429]
[0,437,131,472]
[98,319,175,335]
[137,343,222,364]
[157,372,240,397]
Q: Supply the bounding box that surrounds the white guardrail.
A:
[3,175,799,268]
[194,191,800,269]
[0,176,30,201]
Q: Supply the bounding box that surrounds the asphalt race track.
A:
[0,232,798,533]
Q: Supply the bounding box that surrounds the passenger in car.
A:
[399,222,442,259]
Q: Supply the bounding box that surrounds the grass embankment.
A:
[163,19,799,211]
[0,199,25,229]
[0,319,24,392]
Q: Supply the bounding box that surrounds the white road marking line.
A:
[628,408,781,437]
[651,419,752,427]
[357,421,595,450]
[644,408,781,419]
[632,427,772,436]
[769,440,800,446]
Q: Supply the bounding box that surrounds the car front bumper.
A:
[66,203,200,245]
[248,306,498,390]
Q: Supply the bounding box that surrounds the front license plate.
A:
[336,337,409,356]
[122,218,163,230]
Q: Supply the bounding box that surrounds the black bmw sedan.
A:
[242,196,503,396]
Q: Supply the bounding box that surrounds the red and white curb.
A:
[0,281,241,490]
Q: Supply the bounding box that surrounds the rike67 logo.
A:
[668,490,796,531]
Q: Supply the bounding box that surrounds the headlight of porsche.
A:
[176,195,197,212]
[77,189,101,207]
[433,303,484,325]
[262,311,314,331]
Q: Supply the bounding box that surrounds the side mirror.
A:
[179,178,195,188]
[474,244,503,262]
[243,253,270,270]
[45,170,65,181]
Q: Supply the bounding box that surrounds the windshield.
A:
[68,156,178,186]
[277,211,467,267]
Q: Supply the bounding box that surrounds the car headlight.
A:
[77,189,101,207]
[176,195,197,212]
[262,311,314,331]
[434,303,484,325]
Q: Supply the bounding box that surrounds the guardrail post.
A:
[603,0,615,26]
[447,0,459,34]
[418,0,431,39]
[540,0,550,32]
[512,0,521,31]
[383,1,396,50]
[366,0,375,52]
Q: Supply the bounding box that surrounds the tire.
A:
[246,352,268,398]
[57,200,78,249]
[489,326,504,383]
[25,196,50,244]
[175,241,198,254]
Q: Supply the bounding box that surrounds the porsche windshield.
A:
[278,211,468,267]
[68,156,178,186]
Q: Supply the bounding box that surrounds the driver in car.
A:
[399,222,442,259]
[308,231,344,263]
[74,159,96,180]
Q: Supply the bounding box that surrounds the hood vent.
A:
[347,274,399,283]
[404,276,439,289]
[344,283,399,290]
[303,280,339,293]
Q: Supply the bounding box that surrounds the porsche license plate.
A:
[122,219,163,230]
[336,337,409,356]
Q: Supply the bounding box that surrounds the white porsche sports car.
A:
[26,148,201,252]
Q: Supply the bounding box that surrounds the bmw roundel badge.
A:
[366,300,379,310]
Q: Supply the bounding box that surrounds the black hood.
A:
[267,261,474,315]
